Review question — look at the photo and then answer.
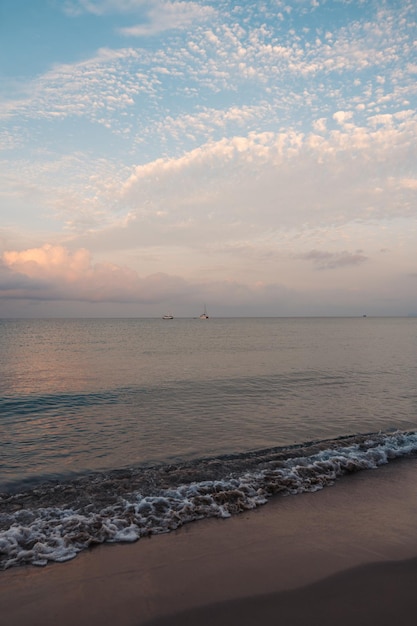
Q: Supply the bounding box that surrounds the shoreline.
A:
[2,457,417,625]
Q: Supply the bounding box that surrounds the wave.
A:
[0,389,121,420]
[1,430,417,571]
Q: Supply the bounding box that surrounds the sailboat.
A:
[199,304,209,319]
[162,313,174,319]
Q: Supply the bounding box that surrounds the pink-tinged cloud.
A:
[1,244,191,303]
[0,244,305,314]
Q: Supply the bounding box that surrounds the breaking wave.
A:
[1,430,417,570]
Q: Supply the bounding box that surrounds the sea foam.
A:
[1,430,417,570]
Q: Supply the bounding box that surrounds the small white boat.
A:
[199,305,209,319]
[162,313,174,319]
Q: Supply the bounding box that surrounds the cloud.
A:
[0,259,49,296]
[298,250,369,270]
[64,0,216,34]
[397,178,417,190]
[119,1,216,37]
[0,47,159,128]
[0,243,304,314]
[120,114,417,243]
[146,103,272,145]
[2,0,417,317]
[1,244,191,303]
[3,105,417,251]
[63,0,149,17]
[3,1,416,143]
[333,110,354,126]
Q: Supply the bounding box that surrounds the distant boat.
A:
[162,313,174,319]
[199,305,209,320]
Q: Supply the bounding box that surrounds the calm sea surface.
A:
[1,317,417,569]
[1,316,417,487]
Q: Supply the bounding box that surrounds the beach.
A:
[2,456,417,626]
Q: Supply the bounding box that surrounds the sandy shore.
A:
[2,457,417,626]
[145,557,417,626]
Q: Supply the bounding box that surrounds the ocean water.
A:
[1,316,417,569]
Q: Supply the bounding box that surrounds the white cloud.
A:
[333,110,354,125]
[3,0,415,142]
[119,1,216,37]
[0,48,153,127]
[313,117,327,133]
[142,103,272,146]
[121,113,417,238]
[63,0,150,17]
[2,0,417,316]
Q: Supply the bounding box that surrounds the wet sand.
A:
[2,458,417,626]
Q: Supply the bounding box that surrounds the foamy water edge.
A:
[1,430,417,570]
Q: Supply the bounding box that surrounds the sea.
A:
[1,316,417,570]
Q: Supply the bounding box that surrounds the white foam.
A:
[2,431,417,570]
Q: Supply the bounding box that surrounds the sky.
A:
[1,0,417,317]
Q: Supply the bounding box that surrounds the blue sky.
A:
[1,0,417,317]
